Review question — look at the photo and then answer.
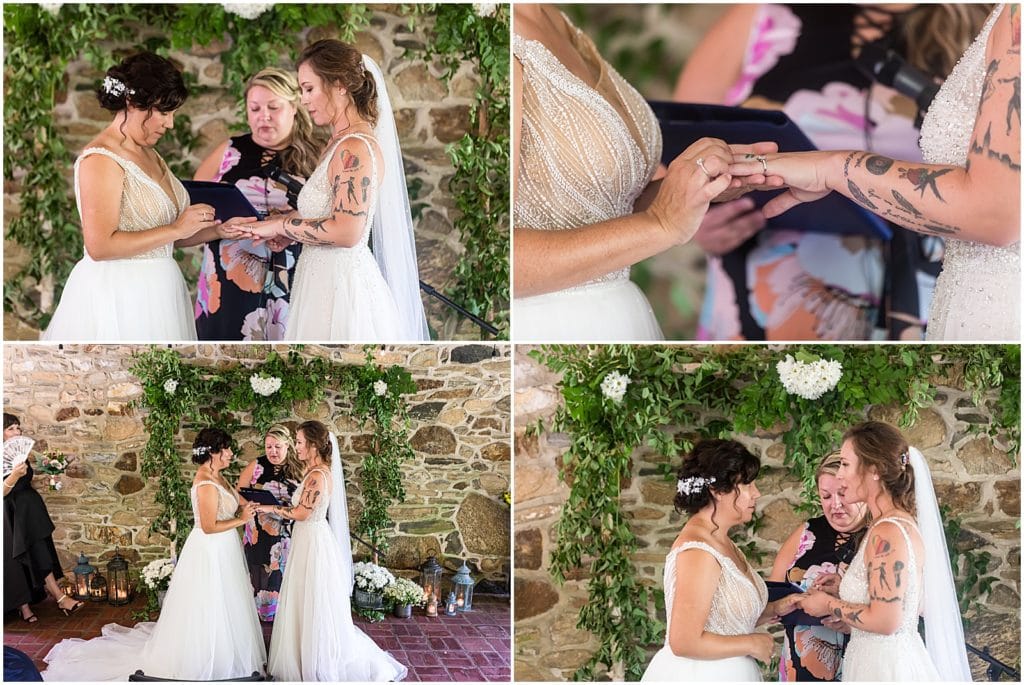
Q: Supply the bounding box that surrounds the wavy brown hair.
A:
[843,421,915,513]
[901,4,994,77]
[298,39,378,127]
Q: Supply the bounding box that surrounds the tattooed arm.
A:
[264,470,326,522]
[796,522,910,636]
[729,6,1020,247]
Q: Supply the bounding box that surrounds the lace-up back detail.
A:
[292,467,332,522]
[663,542,767,642]
[514,20,662,287]
[75,147,187,261]
[297,134,379,251]
[840,517,922,639]
[191,481,239,525]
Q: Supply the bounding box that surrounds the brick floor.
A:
[4,594,511,681]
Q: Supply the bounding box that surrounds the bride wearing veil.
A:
[226,39,428,341]
[257,421,406,681]
[796,421,971,681]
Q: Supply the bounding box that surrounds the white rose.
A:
[473,3,497,17]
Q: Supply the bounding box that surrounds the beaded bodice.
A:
[919,3,1018,338]
[75,147,187,261]
[663,541,767,643]
[513,18,661,287]
[292,467,331,523]
[839,517,922,641]
[297,133,378,253]
[191,481,239,526]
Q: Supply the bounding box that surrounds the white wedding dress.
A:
[920,4,1019,341]
[42,481,266,681]
[268,466,407,681]
[513,19,665,342]
[839,516,939,680]
[642,542,766,681]
[41,147,197,341]
[284,134,404,341]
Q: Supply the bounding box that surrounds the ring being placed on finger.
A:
[696,157,713,178]
[756,155,768,174]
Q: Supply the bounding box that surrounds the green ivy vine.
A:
[529,344,1018,681]
[4,3,508,337]
[128,346,417,555]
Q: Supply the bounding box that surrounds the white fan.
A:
[3,436,35,476]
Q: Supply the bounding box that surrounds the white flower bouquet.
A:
[383,576,428,607]
[250,373,282,397]
[140,557,175,593]
[352,561,396,594]
[776,353,843,401]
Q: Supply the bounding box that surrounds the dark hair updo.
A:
[192,427,232,465]
[96,51,187,114]
[4,413,20,430]
[296,420,331,461]
[298,39,378,126]
[674,439,760,520]
[843,421,915,513]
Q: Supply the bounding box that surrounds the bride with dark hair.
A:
[642,439,798,681]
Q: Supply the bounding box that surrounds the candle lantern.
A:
[106,549,131,606]
[72,553,97,600]
[89,572,108,602]
[445,591,458,616]
[425,596,438,618]
[57,576,73,597]
[451,561,475,612]
[419,555,444,609]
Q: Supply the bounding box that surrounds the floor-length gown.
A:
[41,147,197,341]
[268,468,407,681]
[42,482,266,681]
[920,3,1019,341]
[4,463,62,613]
[513,15,665,341]
[839,517,938,680]
[284,134,403,341]
[642,542,766,681]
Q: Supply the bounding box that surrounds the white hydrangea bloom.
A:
[250,374,282,396]
[473,3,498,17]
[373,380,388,396]
[40,3,64,16]
[163,379,179,395]
[352,561,396,593]
[777,354,843,400]
[222,3,273,20]
[600,370,631,403]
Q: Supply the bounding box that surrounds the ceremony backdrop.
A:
[3,343,511,590]
[514,344,1020,681]
[3,3,510,339]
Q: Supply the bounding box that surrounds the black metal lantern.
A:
[72,553,96,600]
[419,555,444,609]
[451,561,475,612]
[89,572,107,602]
[106,549,131,605]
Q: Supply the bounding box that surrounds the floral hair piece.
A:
[899,451,909,468]
[102,76,135,97]
[677,475,716,496]
[192,445,210,458]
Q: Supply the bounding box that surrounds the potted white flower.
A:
[383,577,428,618]
[352,561,395,610]
[140,557,175,609]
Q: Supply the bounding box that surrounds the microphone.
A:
[855,40,941,126]
[266,165,304,207]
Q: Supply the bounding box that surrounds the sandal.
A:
[56,596,84,616]
[20,612,37,624]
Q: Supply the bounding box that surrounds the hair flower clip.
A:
[192,445,211,458]
[102,76,135,97]
[677,475,716,496]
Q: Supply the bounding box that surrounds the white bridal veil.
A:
[362,54,430,341]
[328,432,354,593]
[908,446,972,681]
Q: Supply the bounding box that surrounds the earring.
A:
[873,475,879,481]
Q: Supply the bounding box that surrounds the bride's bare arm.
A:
[266,471,326,522]
[731,8,1020,246]
[196,482,252,534]
[78,154,218,260]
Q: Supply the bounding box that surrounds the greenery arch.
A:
[3,3,509,336]
[529,344,1019,681]
[129,346,417,555]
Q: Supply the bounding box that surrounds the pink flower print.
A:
[241,299,289,341]
[269,538,290,573]
[726,4,801,105]
[239,175,290,215]
[216,145,241,180]
[243,521,257,546]
[794,527,816,563]
[251,463,264,483]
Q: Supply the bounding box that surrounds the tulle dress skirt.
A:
[268,519,407,681]
[842,631,939,681]
[42,527,265,681]
[642,647,762,682]
[514,278,664,341]
[284,244,403,341]
[41,255,196,341]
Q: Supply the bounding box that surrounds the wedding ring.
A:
[696,157,712,178]
[756,155,768,174]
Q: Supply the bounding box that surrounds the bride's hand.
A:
[173,203,221,239]
[773,594,801,617]
[219,216,262,240]
[746,633,775,663]
[812,572,842,596]
[729,151,838,217]
[795,589,833,617]
[822,615,852,634]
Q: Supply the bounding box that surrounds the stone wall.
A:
[4,4,493,338]
[2,343,511,590]
[514,345,1021,681]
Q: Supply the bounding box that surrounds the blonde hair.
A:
[245,67,328,178]
[816,451,843,482]
[264,423,303,483]
[902,5,994,77]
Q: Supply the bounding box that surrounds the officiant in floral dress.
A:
[236,424,302,621]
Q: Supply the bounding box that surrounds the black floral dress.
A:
[4,463,63,612]
[194,134,302,341]
[241,456,299,621]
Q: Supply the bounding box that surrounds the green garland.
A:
[129,346,416,554]
[3,3,508,336]
[529,344,1018,681]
